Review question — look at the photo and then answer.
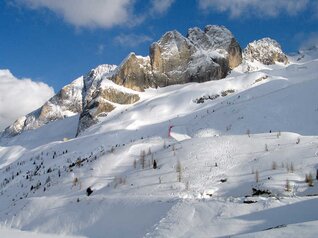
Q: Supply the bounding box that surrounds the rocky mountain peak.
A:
[158,30,185,44]
[112,24,242,91]
[3,25,244,136]
[244,38,288,65]
[85,64,117,81]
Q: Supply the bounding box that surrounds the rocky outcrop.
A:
[3,77,84,137]
[187,25,242,69]
[78,85,140,132]
[77,64,140,133]
[244,38,288,65]
[111,25,242,91]
[151,30,195,86]
[111,53,153,91]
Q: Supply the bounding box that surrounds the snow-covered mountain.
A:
[3,25,244,136]
[2,25,285,137]
[2,64,118,136]
[240,37,289,72]
[244,37,288,65]
[1,25,318,238]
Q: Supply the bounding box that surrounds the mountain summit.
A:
[112,25,242,91]
[2,25,289,136]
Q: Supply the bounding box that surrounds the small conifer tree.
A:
[153,160,157,169]
[285,179,291,192]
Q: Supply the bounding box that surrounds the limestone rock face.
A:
[228,38,243,69]
[151,30,195,86]
[111,53,153,91]
[99,88,140,105]
[77,64,140,133]
[244,38,288,65]
[111,25,243,91]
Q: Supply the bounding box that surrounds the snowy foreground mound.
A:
[1,50,318,237]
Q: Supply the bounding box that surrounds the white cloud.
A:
[198,0,309,18]
[0,70,54,131]
[15,0,135,28]
[150,0,175,15]
[114,34,153,47]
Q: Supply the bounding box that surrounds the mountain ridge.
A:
[1,25,289,137]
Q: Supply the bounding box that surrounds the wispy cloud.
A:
[13,0,136,29]
[96,44,105,55]
[150,0,175,15]
[198,0,310,18]
[12,0,177,29]
[114,34,153,48]
[0,69,54,131]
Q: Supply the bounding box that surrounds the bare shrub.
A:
[246,129,251,137]
[255,170,259,183]
[290,163,294,173]
[306,173,314,187]
[72,177,78,187]
[140,150,146,169]
[272,161,277,170]
[185,181,189,190]
[176,160,182,182]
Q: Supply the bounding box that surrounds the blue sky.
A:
[1,0,318,92]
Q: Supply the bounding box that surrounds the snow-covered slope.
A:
[1,40,318,237]
[1,64,118,137]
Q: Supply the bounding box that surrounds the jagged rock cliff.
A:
[78,64,140,132]
[244,38,288,65]
[111,54,154,91]
[111,25,242,91]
